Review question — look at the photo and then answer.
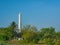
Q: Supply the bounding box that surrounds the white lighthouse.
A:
[18,13,22,40]
[18,13,21,33]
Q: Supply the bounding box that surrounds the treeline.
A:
[0,21,60,45]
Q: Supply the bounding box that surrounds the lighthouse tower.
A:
[18,13,21,33]
[18,13,22,40]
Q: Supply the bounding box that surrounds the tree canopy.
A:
[0,21,60,45]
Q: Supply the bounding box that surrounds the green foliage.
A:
[22,25,38,43]
[0,21,16,41]
[0,22,60,45]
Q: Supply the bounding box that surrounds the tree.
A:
[38,27,55,45]
[10,21,16,30]
[0,21,17,41]
[21,25,38,43]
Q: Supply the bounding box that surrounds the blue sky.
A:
[0,0,60,31]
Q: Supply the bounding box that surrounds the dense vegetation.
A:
[0,21,60,45]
